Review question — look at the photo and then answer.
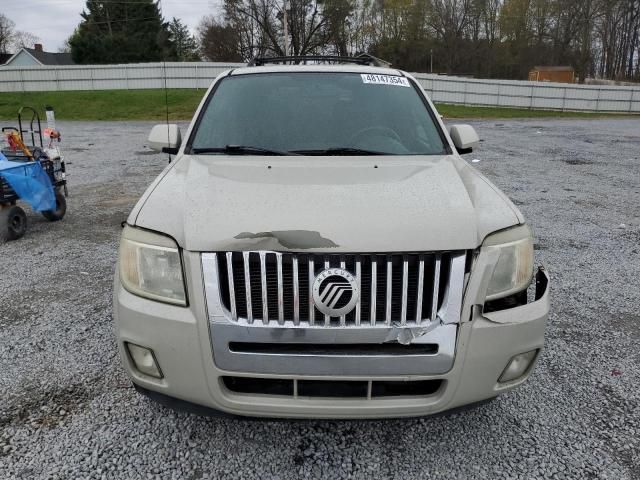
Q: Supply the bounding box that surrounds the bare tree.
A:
[198,0,640,80]
[0,13,15,53]
[427,0,473,72]
[12,30,41,50]
[198,15,244,61]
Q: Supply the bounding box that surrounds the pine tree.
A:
[168,18,199,61]
[69,0,175,64]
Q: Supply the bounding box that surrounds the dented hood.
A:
[132,155,522,252]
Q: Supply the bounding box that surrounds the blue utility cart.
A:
[0,107,68,241]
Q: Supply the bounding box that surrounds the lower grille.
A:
[221,376,443,398]
[228,342,438,356]
[212,251,467,327]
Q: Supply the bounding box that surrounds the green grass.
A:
[0,89,634,121]
[435,103,627,119]
[0,89,203,121]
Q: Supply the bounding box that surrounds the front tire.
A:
[0,205,27,241]
[42,191,67,222]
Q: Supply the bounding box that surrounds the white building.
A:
[2,44,75,67]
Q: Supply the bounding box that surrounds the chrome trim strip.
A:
[439,252,466,324]
[385,256,392,325]
[370,258,377,326]
[431,254,441,322]
[210,323,458,376]
[401,255,408,325]
[202,253,222,319]
[308,257,315,326]
[259,251,268,324]
[355,256,361,326]
[243,251,253,324]
[276,252,284,325]
[416,255,424,324]
[324,256,330,326]
[339,257,346,326]
[225,252,237,321]
[292,256,300,325]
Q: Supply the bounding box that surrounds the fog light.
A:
[126,343,163,379]
[499,350,537,383]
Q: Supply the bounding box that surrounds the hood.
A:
[132,155,521,252]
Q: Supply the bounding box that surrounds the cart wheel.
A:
[0,205,28,241]
[42,191,67,222]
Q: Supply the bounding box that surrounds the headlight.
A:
[118,225,187,306]
[483,224,534,301]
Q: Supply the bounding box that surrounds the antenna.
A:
[163,59,171,163]
[160,0,172,163]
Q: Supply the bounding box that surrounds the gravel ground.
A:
[0,118,639,479]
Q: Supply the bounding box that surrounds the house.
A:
[528,66,575,83]
[2,44,75,67]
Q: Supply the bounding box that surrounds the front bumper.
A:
[114,251,550,419]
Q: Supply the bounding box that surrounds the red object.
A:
[6,132,19,151]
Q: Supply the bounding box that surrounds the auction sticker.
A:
[361,74,410,87]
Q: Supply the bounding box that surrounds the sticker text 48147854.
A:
[361,74,411,87]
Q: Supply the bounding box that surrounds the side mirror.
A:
[448,124,479,154]
[148,124,182,154]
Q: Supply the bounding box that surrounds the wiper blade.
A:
[192,145,294,155]
[292,147,390,155]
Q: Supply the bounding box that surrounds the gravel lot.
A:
[1,118,639,479]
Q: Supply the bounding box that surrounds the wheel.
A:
[41,190,67,222]
[0,205,27,241]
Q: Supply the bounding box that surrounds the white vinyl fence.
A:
[1,61,639,113]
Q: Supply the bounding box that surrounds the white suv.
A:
[114,57,550,419]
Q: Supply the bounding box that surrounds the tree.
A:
[168,17,199,61]
[0,13,15,53]
[214,0,336,60]
[196,0,640,81]
[12,30,41,49]
[0,14,41,53]
[320,0,357,56]
[59,33,74,53]
[69,0,175,64]
[198,15,244,61]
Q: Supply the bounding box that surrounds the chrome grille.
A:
[212,251,467,327]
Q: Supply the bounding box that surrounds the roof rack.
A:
[247,54,389,68]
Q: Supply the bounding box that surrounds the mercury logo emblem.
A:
[312,268,359,317]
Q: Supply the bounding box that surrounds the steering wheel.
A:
[348,126,402,146]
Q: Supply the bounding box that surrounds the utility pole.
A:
[283,0,289,56]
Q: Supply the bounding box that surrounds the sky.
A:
[3,0,220,52]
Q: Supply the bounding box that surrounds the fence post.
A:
[561,86,567,112]
[195,64,199,89]
[19,69,25,93]
[125,64,129,90]
[628,89,635,114]
[529,85,534,110]
[90,68,94,90]
[595,87,601,112]
[463,81,468,106]
[496,83,501,108]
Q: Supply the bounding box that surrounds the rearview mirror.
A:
[148,124,182,154]
[448,125,479,154]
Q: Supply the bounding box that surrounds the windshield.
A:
[189,72,448,156]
